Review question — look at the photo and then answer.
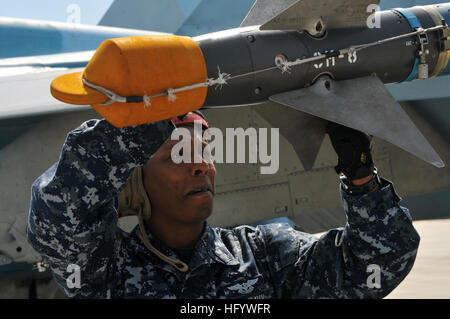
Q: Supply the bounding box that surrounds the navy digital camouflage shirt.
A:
[27,119,420,298]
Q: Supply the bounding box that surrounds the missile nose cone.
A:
[51,35,208,127]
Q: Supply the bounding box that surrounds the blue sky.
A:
[2,0,114,25]
[2,0,447,27]
[1,0,204,25]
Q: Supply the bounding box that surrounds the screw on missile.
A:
[316,21,323,33]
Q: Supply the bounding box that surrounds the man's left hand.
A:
[326,122,374,183]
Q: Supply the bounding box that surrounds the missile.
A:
[51,0,450,169]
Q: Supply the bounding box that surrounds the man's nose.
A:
[191,157,210,176]
[189,135,213,176]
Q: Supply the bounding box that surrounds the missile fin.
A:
[260,0,380,34]
[269,76,445,168]
[255,102,327,170]
[240,0,299,27]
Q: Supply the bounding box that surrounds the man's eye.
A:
[171,150,183,159]
[168,149,183,161]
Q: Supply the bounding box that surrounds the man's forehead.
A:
[161,126,207,149]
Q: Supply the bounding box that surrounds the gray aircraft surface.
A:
[0,0,449,298]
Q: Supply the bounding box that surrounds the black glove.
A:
[326,122,374,181]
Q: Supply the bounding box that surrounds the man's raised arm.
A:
[27,119,173,297]
[255,123,420,298]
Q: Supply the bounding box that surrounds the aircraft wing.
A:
[0,15,173,120]
[0,51,93,120]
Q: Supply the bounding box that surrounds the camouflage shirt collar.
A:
[130,222,239,273]
[198,224,240,268]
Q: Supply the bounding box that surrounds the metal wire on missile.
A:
[84,23,448,107]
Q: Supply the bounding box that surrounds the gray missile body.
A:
[198,4,450,107]
[193,2,450,169]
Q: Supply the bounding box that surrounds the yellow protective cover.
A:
[50,35,208,127]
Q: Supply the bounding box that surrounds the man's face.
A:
[143,125,216,225]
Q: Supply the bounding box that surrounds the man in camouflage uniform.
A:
[27,112,420,298]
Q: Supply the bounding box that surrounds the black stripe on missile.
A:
[326,51,340,57]
[126,96,144,103]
